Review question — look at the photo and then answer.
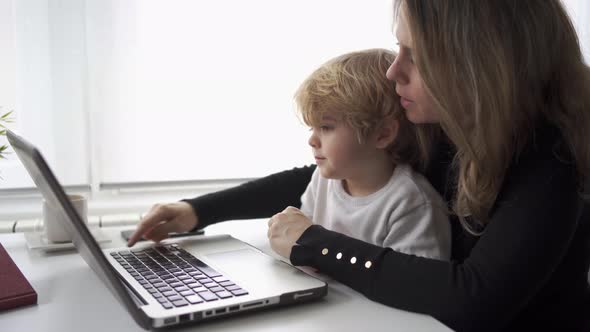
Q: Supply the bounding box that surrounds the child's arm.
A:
[382,202,451,260]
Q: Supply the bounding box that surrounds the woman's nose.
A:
[386,57,409,85]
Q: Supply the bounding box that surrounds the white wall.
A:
[563,0,590,63]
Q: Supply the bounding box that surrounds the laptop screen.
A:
[7,129,151,329]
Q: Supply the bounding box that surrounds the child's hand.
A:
[267,206,312,259]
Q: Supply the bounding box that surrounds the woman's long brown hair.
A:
[396,0,590,234]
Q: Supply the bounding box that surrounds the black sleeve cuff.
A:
[181,198,215,232]
[289,225,389,274]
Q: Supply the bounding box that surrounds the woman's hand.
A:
[267,206,312,259]
[127,202,198,247]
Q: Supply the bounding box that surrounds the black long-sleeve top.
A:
[185,127,590,331]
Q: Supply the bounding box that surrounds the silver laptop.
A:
[7,129,327,329]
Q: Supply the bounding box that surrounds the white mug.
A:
[43,194,88,243]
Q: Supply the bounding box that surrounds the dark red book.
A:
[0,242,37,311]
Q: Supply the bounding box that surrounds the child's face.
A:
[308,113,379,180]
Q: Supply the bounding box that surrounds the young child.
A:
[295,48,450,260]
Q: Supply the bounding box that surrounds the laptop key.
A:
[179,290,195,297]
[230,289,248,296]
[225,285,241,291]
[172,299,188,307]
[185,294,204,304]
[209,286,224,293]
[189,284,204,291]
[216,291,233,299]
[181,278,196,284]
[167,295,182,301]
[157,273,173,280]
[162,302,173,309]
[212,276,228,283]
[219,281,234,287]
[196,266,222,278]
[162,290,177,297]
[197,291,218,302]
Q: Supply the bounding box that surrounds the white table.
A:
[0,219,451,331]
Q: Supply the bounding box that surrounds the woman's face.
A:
[386,8,440,124]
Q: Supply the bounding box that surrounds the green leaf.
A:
[0,129,5,136]
[0,145,7,159]
[1,111,13,119]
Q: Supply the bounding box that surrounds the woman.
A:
[128,1,590,330]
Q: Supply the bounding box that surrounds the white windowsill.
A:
[0,179,250,232]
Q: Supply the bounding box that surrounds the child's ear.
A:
[375,116,399,149]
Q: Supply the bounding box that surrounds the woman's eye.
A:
[320,125,333,131]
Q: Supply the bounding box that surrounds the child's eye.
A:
[320,125,333,132]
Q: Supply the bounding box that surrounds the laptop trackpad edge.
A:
[204,248,319,294]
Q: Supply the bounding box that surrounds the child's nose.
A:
[308,132,319,148]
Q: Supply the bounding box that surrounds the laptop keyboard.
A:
[110,244,248,309]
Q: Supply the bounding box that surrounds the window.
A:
[0,0,89,189]
[1,0,588,192]
[0,0,394,191]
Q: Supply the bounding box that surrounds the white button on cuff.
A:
[336,252,343,260]
[350,257,357,264]
[365,261,372,269]
[322,248,329,255]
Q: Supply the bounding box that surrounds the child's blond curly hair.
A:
[295,48,438,171]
